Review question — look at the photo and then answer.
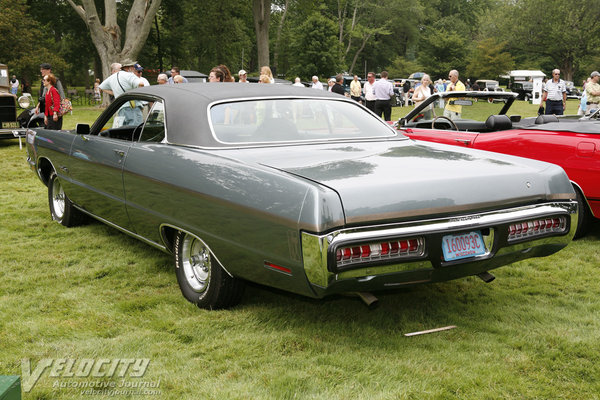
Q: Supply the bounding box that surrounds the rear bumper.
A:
[301,201,577,297]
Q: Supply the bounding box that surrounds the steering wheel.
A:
[431,116,458,130]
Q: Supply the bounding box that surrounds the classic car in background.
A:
[510,81,533,101]
[27,84,577,309]
[0,64,43,140]
[397,90,598,237]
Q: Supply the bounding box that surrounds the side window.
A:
[138,100,165,142]
[98,97,151,141]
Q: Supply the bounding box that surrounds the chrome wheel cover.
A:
[181,235,211,293]
[51,178,65,220]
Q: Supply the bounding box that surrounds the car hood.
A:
[228,140,573,225]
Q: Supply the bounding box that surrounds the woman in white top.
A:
[411,74,433,119]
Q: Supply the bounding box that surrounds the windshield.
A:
[406,94,511,126]
[210,98,397,144]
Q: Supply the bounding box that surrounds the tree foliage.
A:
[12,0,600,86]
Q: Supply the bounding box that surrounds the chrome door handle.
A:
[113,149,126,157]
[455,139,471,146]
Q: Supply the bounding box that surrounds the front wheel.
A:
[174,231,244,309]
[48,171,84,227]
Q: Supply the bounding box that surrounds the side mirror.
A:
[76,124,90,135]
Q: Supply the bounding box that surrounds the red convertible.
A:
[396,91,599,237]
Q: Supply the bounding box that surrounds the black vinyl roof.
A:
[122,82,353,147]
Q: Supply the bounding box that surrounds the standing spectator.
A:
[209,67,225,82]
[218,65,235,82]
[42,73,62,130]
[238,70,249,83]
[350,75,362,102]
[293,77,304,87]
[157,74,168,84]
[331,74,345,96]
[465,79,471,90]
[168,67,188,84]
[411,74,433,119]
[133,63,150,86]
[444,69,466,119]
[99,60,143,99]
[35,63,64,115]
[585,71,600,115]
[471,81,480,91]
[259,75,271,83]
[260,66,274,83]
[372,70,394,120]
[578,77,592,115]
[327,78,335,91]
[93,78,101,102]
[99,60,144,125]
[311,76,323,90]
[363,72,377,112]
[10,75,19,95]
[21,79,31,94]
[402,79,411,107]
[541,69,567,115]
[173,75,184,84]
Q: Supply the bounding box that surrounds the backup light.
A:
[336,237,424,267]
[508,216,566,241]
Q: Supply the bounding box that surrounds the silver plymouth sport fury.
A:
[26,83,577,309]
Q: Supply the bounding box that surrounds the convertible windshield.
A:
[210,98,397,144]
[406,93,513,128]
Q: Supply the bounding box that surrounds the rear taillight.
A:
[335,237,424,267]
[508,216,566,241]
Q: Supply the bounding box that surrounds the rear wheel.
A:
[174,231,244,309]
[48,171,84,227]
[574,186,590,239]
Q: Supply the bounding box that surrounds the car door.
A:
[66,95,150,230]
[122,100,170,244]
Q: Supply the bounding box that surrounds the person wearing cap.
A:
[238,70,248,83]
[541,69,567,115]
[327,78,335,92]
[35,63,65,116]
[168,67,188,84]
[311,76,323,90]
[99,59,144,100]
[99,59,145,125]
[133,63,150,86]
[585,71,600,115]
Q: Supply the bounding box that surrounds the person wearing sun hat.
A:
[99,59,143,100]
[99,59,145,124]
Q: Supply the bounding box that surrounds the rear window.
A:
[209,98,397,144]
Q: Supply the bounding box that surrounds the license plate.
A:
[442,231,486,261]
[2,121,19,129]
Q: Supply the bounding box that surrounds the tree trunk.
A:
[273,0,289,74]
[253,0,271,69]
[66,0,162,81]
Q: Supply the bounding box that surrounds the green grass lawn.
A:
[1,101,599,399]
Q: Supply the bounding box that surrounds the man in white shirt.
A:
[362,72,377,113]
[311,75,323,90]
[99,60,144,125]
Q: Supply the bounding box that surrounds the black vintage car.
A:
[0,64,43,140]
[510,81,533,101]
